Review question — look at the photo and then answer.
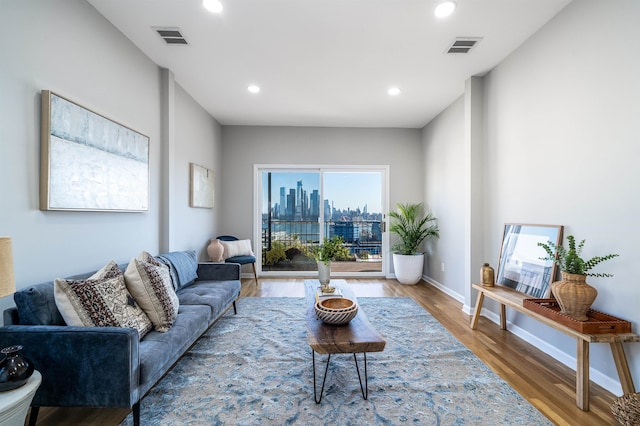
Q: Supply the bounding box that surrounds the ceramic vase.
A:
[481,263,495,287]
[207,239,224,262]
[0,345,34,392]
[551,272,597,322]
[317,260,331,286]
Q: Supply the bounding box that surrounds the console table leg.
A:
[576,339,590,411]
[470,291,485,330]
[499,304,507,330]
[610,341,636,394]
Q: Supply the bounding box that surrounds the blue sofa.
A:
[0,256,241,426]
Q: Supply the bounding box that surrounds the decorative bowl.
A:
[315,298,358,325]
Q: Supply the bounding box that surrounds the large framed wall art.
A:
[495,223,564,298]
[40,90,150,212]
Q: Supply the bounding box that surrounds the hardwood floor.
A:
[32,278,618,425]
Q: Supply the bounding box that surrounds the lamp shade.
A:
[0,237,16,298]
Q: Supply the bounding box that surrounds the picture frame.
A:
[40,90,150,212]
[189,163,214,208]
[495,223,564,298]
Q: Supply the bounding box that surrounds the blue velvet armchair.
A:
[217,235,258,283]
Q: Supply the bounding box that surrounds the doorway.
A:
[255,165,388,277]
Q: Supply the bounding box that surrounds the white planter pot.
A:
[317,260,331,285]
[393,253,424,285]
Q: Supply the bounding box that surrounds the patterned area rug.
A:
[121,297,551,425]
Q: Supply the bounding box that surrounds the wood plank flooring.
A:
[31,278,618,425]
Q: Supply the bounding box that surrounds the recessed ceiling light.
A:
[248,85,260,94]
[388,87,401,96]
[203,0,223,13]
[434,1,456,18]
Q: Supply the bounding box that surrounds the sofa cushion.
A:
[157,250,198,290]
[124,252,179,332]
[53,261,153,339]
[177,280,240,323]
[138,304,211,395]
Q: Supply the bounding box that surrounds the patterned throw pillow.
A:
[124,252,179,332]
[53,261,153,339]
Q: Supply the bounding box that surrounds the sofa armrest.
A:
[0,325,139,409]
[196,262,241,281]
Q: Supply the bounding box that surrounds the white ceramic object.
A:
[393,253,424,285]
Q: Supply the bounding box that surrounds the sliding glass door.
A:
[256,166,387,277]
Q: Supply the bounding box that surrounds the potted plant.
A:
[538,235,618,321]
[389,203,439,285]
[314,236,349,289]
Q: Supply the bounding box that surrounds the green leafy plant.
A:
[314,236,350,265]
[538,235,619,277]
[264,241,287,265]
[389,203,439,255]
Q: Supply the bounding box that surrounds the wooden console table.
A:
[470,283,639,411]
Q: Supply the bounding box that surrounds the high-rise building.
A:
[279,187,286,217]
[310,190,319,220]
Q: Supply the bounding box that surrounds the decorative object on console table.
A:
[523,299,631,334]
[495,223,563,298]
[538,235,619,321]
[389,203,439,285]
[481,263,495,287]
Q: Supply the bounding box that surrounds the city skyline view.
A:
[261,171,382,216]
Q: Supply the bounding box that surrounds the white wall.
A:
[423,0,640,394]
[220,125,423,273]
[173,84,223,260]
[0,1,222,317]
[421,96,466,298]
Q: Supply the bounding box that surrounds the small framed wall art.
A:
[495,223,564,298]
[40,90,150,212]
[190,163,214,208]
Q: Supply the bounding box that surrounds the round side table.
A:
[0,370,42,426]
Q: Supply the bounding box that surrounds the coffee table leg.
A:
[312,350,331,404]
[353,352,368,400]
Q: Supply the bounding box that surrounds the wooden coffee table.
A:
[304,279,386,403]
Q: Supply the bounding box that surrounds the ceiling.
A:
[88,0,572,128]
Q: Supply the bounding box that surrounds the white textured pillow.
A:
[221,239,254,259]
[54,261,153,339]
[124,252,179,332]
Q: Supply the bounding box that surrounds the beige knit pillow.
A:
[124,252,179,332]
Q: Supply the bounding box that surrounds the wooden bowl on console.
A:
[315,298,358,325]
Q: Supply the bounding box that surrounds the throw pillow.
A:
[53,261,153,339]
[220,239,254,259]
[124,252,179,332]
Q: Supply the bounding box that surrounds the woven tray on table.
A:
[611,393,640,426]
[522,299,632,334]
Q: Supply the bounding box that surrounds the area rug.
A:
[121,297,551,425]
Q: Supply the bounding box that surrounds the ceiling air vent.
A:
[446,37,482,54]
[153,27,188,45]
